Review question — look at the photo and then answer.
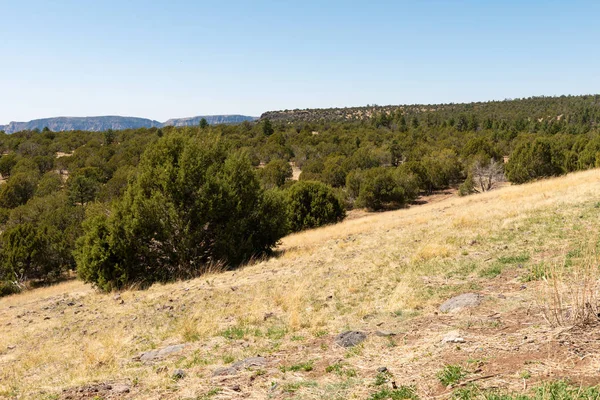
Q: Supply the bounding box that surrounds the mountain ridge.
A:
[0,114,257,133]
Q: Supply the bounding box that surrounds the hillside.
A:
[260,95,600,124]
[3,170,600,399]
[0,115,257,133]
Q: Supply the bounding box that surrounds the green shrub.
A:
[1,223,64,282]
[75,133,288,291]
[258,159,292,188]
[286,180,346,232]
[0,280,21,297]
[506,139,559,184]
[348,167,419,211]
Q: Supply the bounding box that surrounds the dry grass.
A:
[3,170,600,399]
[540,244,600,327]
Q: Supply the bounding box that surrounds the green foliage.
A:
[369,387,419,400]
[67,167,102,206]
[348,167,419,211]
[0,153,18,178]
[262,118,274,136]
[506,139,559,184]
[450,381,600,400]
[0,171,39,208]
[280,360,314,372]
[437,365,467,386]
[286,180,346,232]
[75,132,288,291]
[258,159,292,188]
[35,172,63,197]
[1,223,61,282]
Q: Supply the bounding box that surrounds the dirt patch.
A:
[61,382,131,399]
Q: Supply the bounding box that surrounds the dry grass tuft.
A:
[540,243,600,327]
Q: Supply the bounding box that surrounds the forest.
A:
[1,94,600,294]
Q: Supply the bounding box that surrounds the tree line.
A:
[1,94,599,293]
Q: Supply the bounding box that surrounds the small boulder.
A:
[212,356,267,376]
[442,330,466,344]
[138,344,186,362]
[439,293,483,313]
[172,369,186,380]
[335,331,367,348]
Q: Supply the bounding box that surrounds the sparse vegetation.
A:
[437,364,467,387]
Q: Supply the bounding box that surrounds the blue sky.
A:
[1,0,599,123]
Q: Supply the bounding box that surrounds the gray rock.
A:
[442,330,466,344]
[439,293,483,313]
[138,344,186,361]
[377,366,388,373]
[335,331,367,347]
[111,384,130,394]
[172,369,186,380]
[212,356,267,376]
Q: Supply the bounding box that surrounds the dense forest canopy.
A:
[1,94,600,293]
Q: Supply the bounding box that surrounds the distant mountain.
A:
[163,115,257,127]
[0,114,257,133]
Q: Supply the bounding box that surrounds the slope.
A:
[2,170,600,399]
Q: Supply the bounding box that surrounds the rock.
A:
[231,384,241,392]
[263,312,275,321]
[335,331,367,347]
[439,293,483,313]
[377,366,388,373]
[212,356,267,376]
[112,384,130,394]
[442,331,466,344]
[375,331,396,337]
[138,344,186,362]
[172,369,186,380]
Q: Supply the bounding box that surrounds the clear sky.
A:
[1,0,599,123]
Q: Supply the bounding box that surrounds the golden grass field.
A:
[2,169,600,399]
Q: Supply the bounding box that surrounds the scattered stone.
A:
[375,331,396,337]
[112,384,131,394]
[377,366,388,373]
[62,382,130,399]
[137,344,186,362]
[44,316,51,320]
[442,331,466,344]
[335,331,367,348]
[7,345,16,350]
[113,294,121,301]
[439,293,483,313]
[497,294,506,299]
[67,302,75,306]
[172,369,186,380]
[231,384,242,392]
[520,285,527,290]
[263,312,275,321]
[212,356,267,376]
